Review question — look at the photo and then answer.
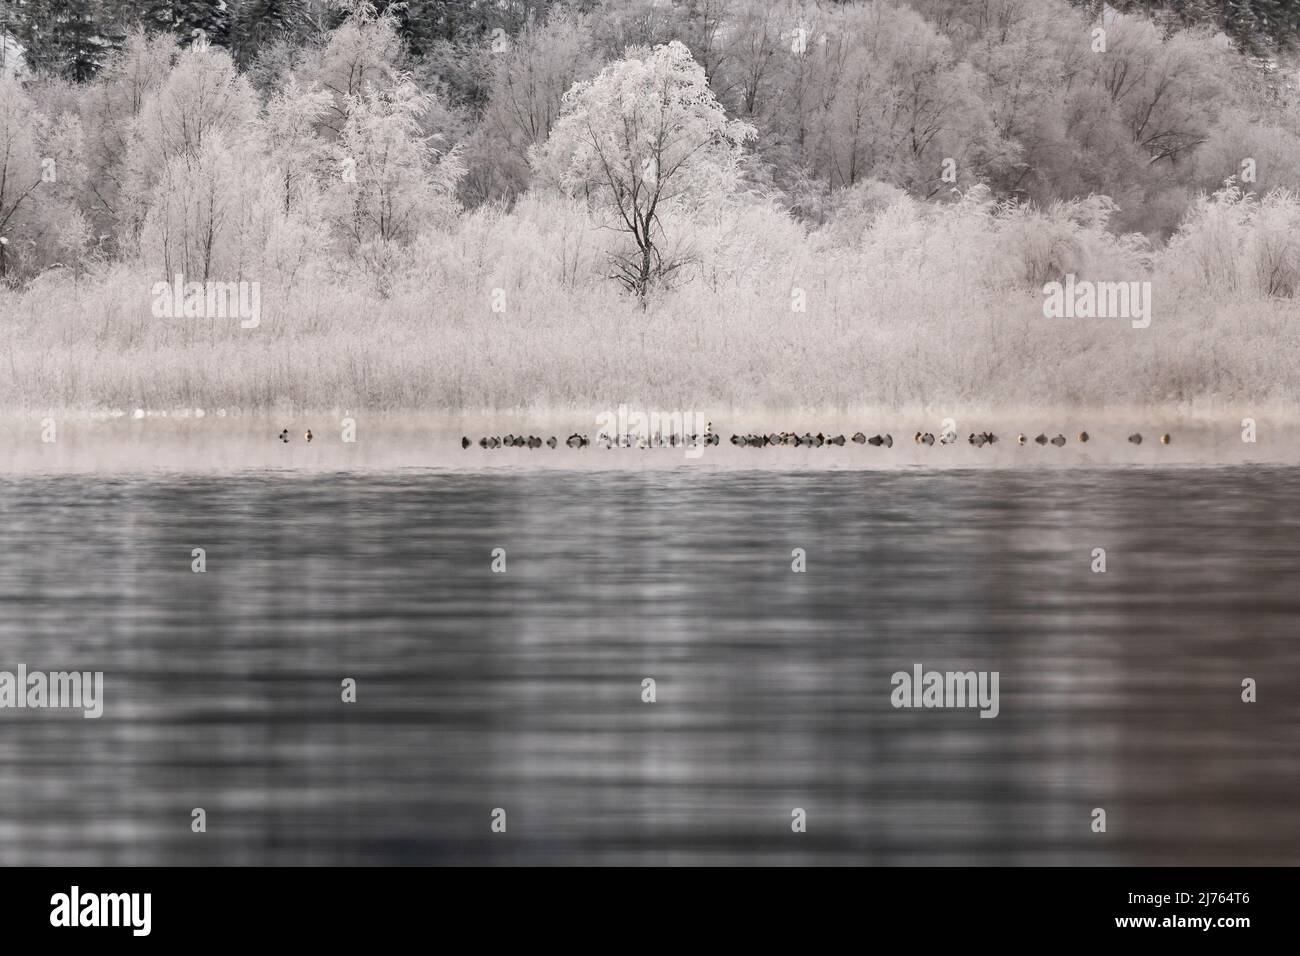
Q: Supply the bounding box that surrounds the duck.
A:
[278,429,290,443]
[485,436,501,449]
[1050,434,1066,447]
[969,432,987,447]
[1017,433,1026,446]
[462,436,471,449]
[730,434,743,446]
[1160,433,1171,445]
[867,434,885,446]
[920,432,935,446]
[547,436,558,449]
[305,429,313,443]
[830,434,846,446]
[984,432,997,444]
[1077,431,1089,443]
[566,433,586,448]
[528,436,542,449]
[852,432,867,445]
[1034,433,1048,445]
[1128,433,1142,445]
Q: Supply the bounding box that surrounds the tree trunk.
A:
[637,242,653,305]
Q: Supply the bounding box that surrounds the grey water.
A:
[0,467,1296,866]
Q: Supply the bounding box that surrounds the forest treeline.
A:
[7,1,1300,77]
[0,1,1298,412]
[2,0,1299,273]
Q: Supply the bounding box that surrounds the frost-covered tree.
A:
[1079,18,1225,166]
[79,28,178,234]
[124,44,258,228]
[138,133,244,280]
[0,76,88,278]
[326,80,464,290]
[809,4,1007,195]
[462,6,598,203]
[534,40,755,299]
[293,5,404,139]
[712,1,1011,210]
[261,75,332,212]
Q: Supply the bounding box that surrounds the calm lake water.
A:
[0,467,1296,865]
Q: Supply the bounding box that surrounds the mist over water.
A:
[0,468,1296,865]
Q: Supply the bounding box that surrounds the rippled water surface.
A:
[0,468,1297,865]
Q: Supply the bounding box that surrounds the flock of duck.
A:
[452,426,1172,449]
[273,424,1172,449]
[462,430,721,449]
[272,423,1173,449]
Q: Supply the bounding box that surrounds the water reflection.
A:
[0,468,1296,865]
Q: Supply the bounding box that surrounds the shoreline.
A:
[0,407,1293,474]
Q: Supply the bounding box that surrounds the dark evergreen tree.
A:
[6,0,47,73]
[232,0,309,65]
[369,0,557,58]
[1246,0,1300,48]
[140,0,233,48]
[11,0,119,80]
[1226,0,1264,49]
[1078,0,1300,50]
